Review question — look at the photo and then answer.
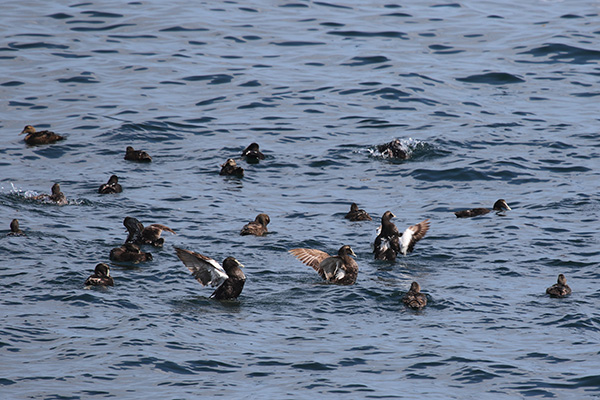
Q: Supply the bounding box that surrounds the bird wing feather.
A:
[289,248,331,272]
[175,247,228,287]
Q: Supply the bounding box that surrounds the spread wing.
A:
[146,224,176,236]
[289,248,331,271]
[175,247,228,287]
[400,219,430,255]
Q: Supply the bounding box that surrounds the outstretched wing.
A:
[124,217,144,244]
[146,224,176,236]
[289,248,331,272]
[400,219,430,255]
[175,247,228,287]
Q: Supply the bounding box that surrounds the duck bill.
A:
[19,129,26,135]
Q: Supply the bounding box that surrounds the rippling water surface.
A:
[2,1,600,399]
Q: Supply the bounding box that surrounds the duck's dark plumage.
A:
[344,202,372,221]
[85,263,114,287]
[98,175,123,194]
[289,244,358,285]
[374,211,430,261]
[110,242,153,263]
[123,216,175,247]
[220,158,244,177]
[454,199,511,218]
[240,213,270,236]
[402,281,427,309]
[8,219,25,236]
[241,142,265,163]
[124,146,152,162]
[546,274,572,298]
[377,139,408,159]
[175,247,246,300]
[20,125,65,145]
[33,183,67,205]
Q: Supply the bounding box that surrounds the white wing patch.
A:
[175,247,228,287]
[400,228,413,256]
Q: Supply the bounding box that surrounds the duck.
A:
[175,247,246,300]
[32,183,67,205]
[376,138,408,160]
[7,219,25,236]
[374,211,430,261]
[344,202,372,221]
[220,158,244,177]
[241,142,265,163]
[546,274,572,298]
[454,199,511,218]
[85,263,114,287]
[19,125,65,145]
[240,213,270,236]
[124,146,152,162]
[98,175,123,194]
[123,216,175,247]
[109,242,153,263]
[289,244,358,285]
[402,281,427,309]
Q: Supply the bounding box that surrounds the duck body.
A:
[345,202,372,221]
[220,158,244,177]
[20,125,65,145]
[241,142,265,163]
[240,213,270,236]
[123,216,175,247]
[374,211,430,261]
[402,281,427,309]
[8,219,25,236]
[175,247,246,300]
[85,263,114,286]
[454,199,511,218]
[377,139,408,160]
[33,183,67,205]
[98,175,122,194]
[289,245,358,285]
[124,146,152,162]
[110,242,153,263]
[546,274,572,298]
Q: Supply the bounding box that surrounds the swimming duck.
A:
[98,175,122,194]
[220,158,244,177]
[33,183,67,205]
[374,211,430,261]
[123,216,175,247]
[241,142,265,163]
[8,219,25,236]
[546,274,572,298]
[454,199,511,218]
[19,125,65,145]
[85,263,114,287]
[175,247,246,300]
[289,244,358,285]
[344,203,372,221]
[124,146,152,162]
[402,281,427,309]
[240,213,270,236]
[109,242,153,263]
[377,139,408,159]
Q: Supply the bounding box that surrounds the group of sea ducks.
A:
[11,126,573,307]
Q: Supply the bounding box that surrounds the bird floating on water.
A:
[8,219,25,236]
[402,281,427,310]
[98,175,123,194]
[454,199,511,218]
[546,274,571,298]
[289,244,358,285]
[110,242,153,263]
[124,146,152,162]
[85,263,114,287]
[241,142,265,163]
[20,125,65,145]
[123,216,175,248]
[240,213,270,236]
[175,247,246,300]
[220,158,244,177]
[32,183,67,205]
[344,202,372,221]
[374,211,430,261]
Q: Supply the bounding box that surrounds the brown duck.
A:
[289,244,358,285]
[374,211,430,261]
[123,216,175,247]
[546,274,572,298]
[175,247,246,300]
[454,199,511,218]
[110,242,152,263]
[33,183,67,205]
[220,158,244,177]
[124,146,152,162]
[98,175,122,194]
[240,213,270,236]
[20,125,65,145]
[85,263,114,287]
[402,281,427,310]
[241,142,265,163]
[8,219,25,236]
[344,203,372,221]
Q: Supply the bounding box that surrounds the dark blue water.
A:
[2,1,600,399]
